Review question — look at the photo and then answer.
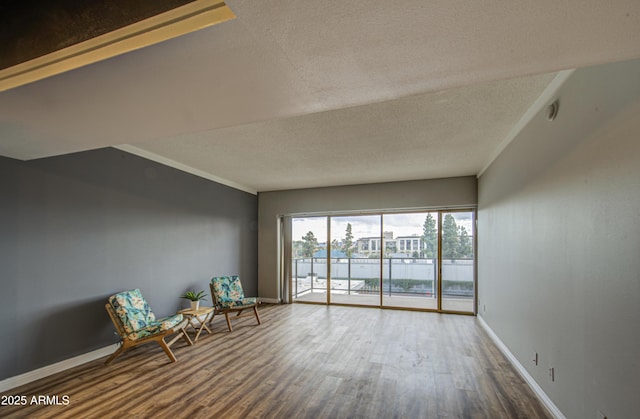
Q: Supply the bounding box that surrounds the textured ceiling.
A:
[1,0,639,192]
[132,73,557,191]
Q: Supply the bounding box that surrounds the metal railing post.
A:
[348,258,351,295]
[388,258,392,296]
[433,258,437,298]
[310,258,314,293]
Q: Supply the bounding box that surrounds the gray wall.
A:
[258,176,477,300]
[478,59,640,418]
[0,147,257,380]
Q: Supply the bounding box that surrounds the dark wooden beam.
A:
[0,0,197,70]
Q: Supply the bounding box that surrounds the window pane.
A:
[381,212,438,310]
[441,211,475,313]
[329,215,381,306]
[291,217,327,303]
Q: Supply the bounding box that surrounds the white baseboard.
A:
[477,315,566,419]
[0,344,118,392]
[259,298,280,304]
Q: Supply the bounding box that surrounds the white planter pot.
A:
[190,300,200,310]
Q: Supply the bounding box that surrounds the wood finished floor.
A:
[1,304,551,419]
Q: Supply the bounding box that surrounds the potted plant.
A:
[180,290,208,310]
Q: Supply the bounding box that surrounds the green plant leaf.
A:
[180,290,208,301]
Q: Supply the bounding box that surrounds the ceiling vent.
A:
[545,99,560,121]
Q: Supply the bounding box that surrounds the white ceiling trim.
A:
[477,69,575,178]
[115,144,257,195]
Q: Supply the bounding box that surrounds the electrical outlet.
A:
[549,367,555,382]
[533,352,538,366]
[483,304,486,312]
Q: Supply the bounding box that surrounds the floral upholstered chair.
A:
[209,276,261,331]
[105,289,192,364]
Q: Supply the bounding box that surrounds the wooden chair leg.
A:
[167,327,193,347]
[104,343,126,365]
[158,338,178,363]
[253,305,261,325]
[180,328,194,346]
[236,309,244,317]
[224,312,233,331]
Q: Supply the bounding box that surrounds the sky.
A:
[292,212,473,243]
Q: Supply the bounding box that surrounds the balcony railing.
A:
[292,257,473,300]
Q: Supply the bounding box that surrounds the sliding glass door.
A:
[289,209,475,314]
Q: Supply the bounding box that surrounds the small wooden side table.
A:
[178,306,215,342]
